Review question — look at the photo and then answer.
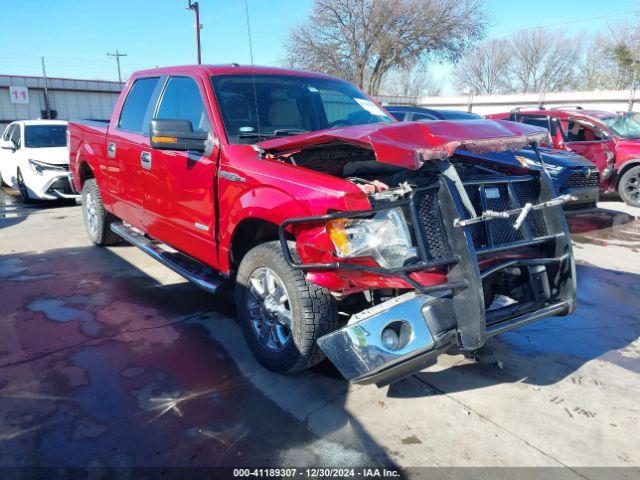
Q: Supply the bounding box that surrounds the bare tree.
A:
[580,34,626,90]
[506,30,583,93]
[455,38,510,94]
[285,0,487,94]
[381,65,442,97]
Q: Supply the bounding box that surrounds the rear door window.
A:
[155,76,211,132]
[118,77,160,133]
[413,113,438,122]
[519,115,557,135]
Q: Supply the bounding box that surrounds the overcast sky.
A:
[0,0,637,94]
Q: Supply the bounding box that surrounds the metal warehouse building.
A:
[0,74,123,132]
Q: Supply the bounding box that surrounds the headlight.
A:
[28,158,66,175]
[515,156,564,176]
[326,208,417,269]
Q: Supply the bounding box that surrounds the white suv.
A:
[0,120,78,202]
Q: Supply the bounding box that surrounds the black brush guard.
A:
[278,168,577,355]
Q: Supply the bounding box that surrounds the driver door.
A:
[142,75,220,268]
[560,120,615,182]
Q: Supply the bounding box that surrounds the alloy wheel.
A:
[84,191,99,238]
[246,267,292,352]
[623,171,640,204]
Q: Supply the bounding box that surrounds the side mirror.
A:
[149,118,208,152]
[0,140,16,151]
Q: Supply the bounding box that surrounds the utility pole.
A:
[107,49,127,83]
[186,0,202,64]
[41,57,51,119]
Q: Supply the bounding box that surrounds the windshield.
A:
[601,113,640,139]
[210,74,393,144]
[24,125,67,148]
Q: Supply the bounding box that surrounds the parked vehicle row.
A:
[0,120,78,202]
[487,108,640,207]
[68,65,577,386]
[386,106,601,211]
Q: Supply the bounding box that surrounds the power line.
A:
[107,49,127,82]
[491,9,640,37]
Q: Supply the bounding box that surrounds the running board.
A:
[110,222,225,294]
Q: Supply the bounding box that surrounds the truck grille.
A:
[561,170,599,191]
[412,177,549,262]
[464,179,548,251]
[414,189,452,260]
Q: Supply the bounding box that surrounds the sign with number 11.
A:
[9,86,29,104]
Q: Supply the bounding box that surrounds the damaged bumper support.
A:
[283,159,577,385]
[317,265,571,386]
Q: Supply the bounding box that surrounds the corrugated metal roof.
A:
[0,74,124,93]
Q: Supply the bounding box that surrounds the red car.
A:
[69,65,576,386]
[487,108,640,207]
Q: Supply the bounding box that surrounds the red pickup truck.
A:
[69,65,577,386]
[487,108,640,207]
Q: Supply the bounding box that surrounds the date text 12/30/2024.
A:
[233,468,401,478]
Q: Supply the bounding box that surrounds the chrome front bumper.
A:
[318,288,570,386]
[317,292,456,386]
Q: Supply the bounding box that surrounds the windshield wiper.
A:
[238,128,308,140]
[238,132,278,139]
[273,128,307,136]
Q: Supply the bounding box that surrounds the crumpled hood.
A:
[256,119,549,169]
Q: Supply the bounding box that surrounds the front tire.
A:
[82,179,120,246]
[235,241,339,374]
[619,166,640,207]
[16,169,32,203]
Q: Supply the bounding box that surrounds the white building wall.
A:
[378,89,640,116]
[0,75,122,131]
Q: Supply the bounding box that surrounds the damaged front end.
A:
[264,120,577,386]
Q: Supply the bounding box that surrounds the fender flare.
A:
[72,141,104,191]
[219,186,314,273]
[615,158,640,186]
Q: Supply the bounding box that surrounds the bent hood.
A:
[256,119,548,170]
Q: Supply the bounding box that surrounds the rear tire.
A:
[16,169,32,203]
[82,179,120,246]
[619,166,640,208]
[235,241,339,374]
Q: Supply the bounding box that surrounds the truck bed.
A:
[68,119,110,193]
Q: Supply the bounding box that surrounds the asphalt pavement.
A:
[1,186,639,478]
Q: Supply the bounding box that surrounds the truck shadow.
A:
[0,245,396,469]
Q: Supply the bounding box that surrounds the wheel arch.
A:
[78,160,95,187]
[616,159,640,189]
[229,217,294,272]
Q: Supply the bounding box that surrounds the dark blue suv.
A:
[386,106,600,211]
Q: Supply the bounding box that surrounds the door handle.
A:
[140,151,152,170]
[107,142,117,158]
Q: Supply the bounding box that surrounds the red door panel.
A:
[142,75,219,268]
[105,130,147,229]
